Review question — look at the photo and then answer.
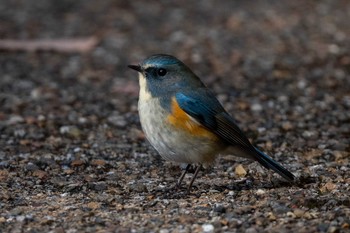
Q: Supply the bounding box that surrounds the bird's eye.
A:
[157,68,167,76]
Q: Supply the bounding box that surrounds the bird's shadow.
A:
[214,174,318,191]
[151,174,317,199]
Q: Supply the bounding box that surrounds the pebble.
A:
[245,227,258,233]
[235,164,247,177]
[213,204,226,214]
[7,115,24,125]
[32,170,48,179]
[129,183,147,193]
[255,189,266,195]
[91,159,106,167]
[293,209,305,218]
[107,114,127,128]
[267,212,276,221]
[73,147,81,153]
[25,163,39,171]
[320,182,337,193]
[71,160,85,167]
[286,211,296,218]
[90,182,108,191]
[251,103,263,112]
[328,226,338,233]
[87,202,100,209]
[302,130,316,138]
[271,203,290,215]
[59,126,81,139]
[318,223,330,232]
[227,191,235,196]
[282,121,293,131]
[202,223,214,232]
[16,215,26,222]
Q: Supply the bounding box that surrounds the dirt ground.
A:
[0,1,349,232]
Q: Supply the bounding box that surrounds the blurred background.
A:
[1,0,349,152]
[0,1,349,232]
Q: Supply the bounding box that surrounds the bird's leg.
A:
[187,165,202,193]
[177,164,191,188]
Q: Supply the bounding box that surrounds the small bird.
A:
[128,54,295,192]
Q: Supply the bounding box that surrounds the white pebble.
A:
[202,223,214,232]
[256,189,266,195]
[251,103,263,112]
[227,191,235,196]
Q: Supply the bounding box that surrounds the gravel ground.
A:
[0,1,349,232]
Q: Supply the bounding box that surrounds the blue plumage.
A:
[176,91,295,182]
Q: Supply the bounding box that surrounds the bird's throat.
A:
[138,73,152,101]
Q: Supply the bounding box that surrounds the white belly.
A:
[138,97,225,165]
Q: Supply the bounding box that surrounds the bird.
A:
[128,54,295,192]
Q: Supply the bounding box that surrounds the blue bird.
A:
[128,54,295,192]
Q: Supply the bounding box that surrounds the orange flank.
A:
[167,97,218,140]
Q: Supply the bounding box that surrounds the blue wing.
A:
[175,90,252,148]
[175,89,295,182]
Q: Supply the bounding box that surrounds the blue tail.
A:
[254,148,295,182]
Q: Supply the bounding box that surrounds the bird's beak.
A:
[128,64,142,72]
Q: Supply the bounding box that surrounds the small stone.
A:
[60,126,81,139]
[87,202,100,209]
[71,160,85,167]
[0,170,9,182]
[107,114,127,128]
[286,211,296,218]
[320,182,337,193]
[282,121,293,131]
[25,163,39,172]
[16,215,26,222]
[302,130,316,138]
[64,169,75,175]
[227,191,235,196]
[202,223,214,233]
[317,223,329,232]
[91,159,106,167]
[251,103,263,112]
[235,164,247,177]
[91,182,108,191]
[129,183,147,193]
[303,211,314,219]
[265,141,273,150]
[245,227,258,233]
[213,204,226,213]
[328,226,338,233]
[256,189,266,195]
[328,44,340,54]
[73,147,81,153]
[293,208,305,218]
[267,212,276,221]
[297,80,307,89]
[237,100,249,110]
[272,203,290,214]
[10,207,24,215]
[32,170,48,179]
[7,115,24,125]
[0,161,9,169]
